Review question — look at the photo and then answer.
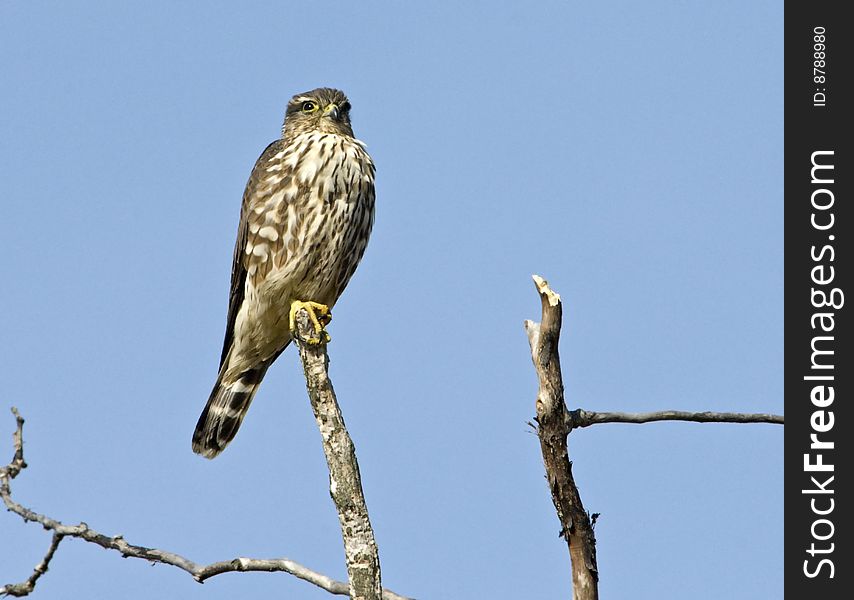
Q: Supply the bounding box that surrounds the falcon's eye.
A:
[340,101,351,113]
[301,101,317,112]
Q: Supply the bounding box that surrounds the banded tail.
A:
[192,364,269,459]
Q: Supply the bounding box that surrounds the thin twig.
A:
[0,533,64,597]
[293,308,383,600]
[0,408,409,600]
[567,409,783,430]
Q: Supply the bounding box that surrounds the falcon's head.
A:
[282,87,354,139]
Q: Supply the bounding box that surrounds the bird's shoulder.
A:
[242,139,289,203]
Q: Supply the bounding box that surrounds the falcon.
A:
[192,88,375,458]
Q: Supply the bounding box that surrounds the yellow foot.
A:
[289,300,332,344]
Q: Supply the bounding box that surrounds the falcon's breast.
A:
[229,131,375,370]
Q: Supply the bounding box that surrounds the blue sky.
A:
[1,1,782,598]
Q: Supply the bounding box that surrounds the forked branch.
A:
[523,274,783,599]
[1,393,403,600]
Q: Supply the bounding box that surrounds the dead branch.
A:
[524,275,599,600]
[0,408,409,599]
[566,409,783,430]
[0,532,63,597]
[292,308,383,600]
[523,274,784,599]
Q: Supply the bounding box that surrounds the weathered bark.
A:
[293,309,382,600]
[524,275,599,600]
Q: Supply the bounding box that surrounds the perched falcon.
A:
[192,88,376,458]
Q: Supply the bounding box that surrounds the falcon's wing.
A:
[219,139,285,368]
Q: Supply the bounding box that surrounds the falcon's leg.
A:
[289,300,332,344]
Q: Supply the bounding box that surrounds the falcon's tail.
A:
[192,365,269,459]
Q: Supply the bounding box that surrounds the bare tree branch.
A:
[566,409,783,430]
[0,408,410,600]
[524,275,599,600]
[293,308,383,600]
[0,532,64,597]
[523,274,785,599]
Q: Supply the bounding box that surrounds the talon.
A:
[289,300,332,343]
[304,330,331,345]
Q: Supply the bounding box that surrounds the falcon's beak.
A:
[324,104,340,121]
